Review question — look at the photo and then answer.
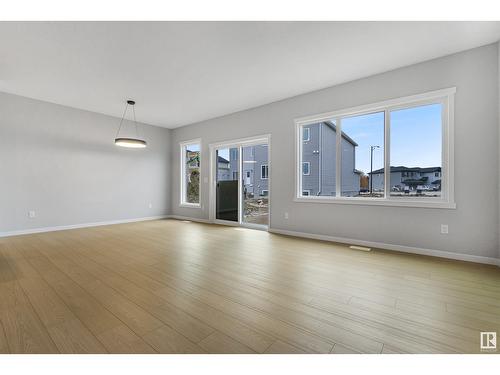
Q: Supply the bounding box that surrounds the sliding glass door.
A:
[216,147,239,222]
[241,144,269,227]
[212,137,269,229]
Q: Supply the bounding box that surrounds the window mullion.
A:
[335,117,342,197]
[384,109,391,199]
[180,144,185,204]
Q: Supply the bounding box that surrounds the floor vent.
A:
[349,245,372,252]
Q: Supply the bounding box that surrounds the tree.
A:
[187,169,200,203]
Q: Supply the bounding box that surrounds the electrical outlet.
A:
[28,210,36,218]
[441,224,449,234]
[284,212,289,220]
[148,202,153,209]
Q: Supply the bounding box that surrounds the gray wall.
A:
[0,92,171,233]
[171,43,499,259]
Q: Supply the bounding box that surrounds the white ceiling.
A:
[1,21,500,129]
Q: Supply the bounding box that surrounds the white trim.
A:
[295,87,457,125]
[179,202,202,209]
[295,87,456,209]
[268,228,500,267]
[293,196,456,209]
[335,119,341,197]
[209,134,271,226]
[0,216,169,238]
[179,138,202,208]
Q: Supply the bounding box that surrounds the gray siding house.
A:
[217,146,269,197]
[370,166,442,193]
[302,121,361,196]
[242,144,269,197]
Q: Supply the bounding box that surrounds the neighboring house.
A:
[369,166,442,192]
[302,121,361,196]
[218,146,269,197]
[241,144,269,197]
[217,155,231,181]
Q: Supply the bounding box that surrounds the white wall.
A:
[0,92,171,233]
[171,43,500,260]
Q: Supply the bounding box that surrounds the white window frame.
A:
[302,162,310,176]
[303,127,310,142]
[261,164,269,179]
[180,138,202,208]
[294,87,456,209]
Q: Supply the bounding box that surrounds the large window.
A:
[295,88,455,208]
[180,139,201,207]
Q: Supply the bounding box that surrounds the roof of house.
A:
[369,166,441,175]
[217,156,230,164]
[323,121,359,147]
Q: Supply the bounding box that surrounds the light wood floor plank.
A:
[198,331,256,354]
[0,219,498,354]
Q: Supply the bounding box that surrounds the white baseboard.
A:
[268,227,500,267]
[3,214,497,267]
[0,215,169,238]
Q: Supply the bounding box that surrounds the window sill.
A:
[293,196,456,209]
[179,203,201,209]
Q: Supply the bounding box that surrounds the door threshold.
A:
[213,219,269,231]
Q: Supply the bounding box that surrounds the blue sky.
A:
[186,143,200,152]
[217,148,231,160]
[341,103,442,174]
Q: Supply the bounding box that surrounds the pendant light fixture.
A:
[114,100,147,148]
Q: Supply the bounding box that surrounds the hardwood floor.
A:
[0,219,499,354]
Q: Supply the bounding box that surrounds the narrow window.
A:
[302,161,310,176]
[261,164,268,179]
[303,127,310,142]
[180,140,201,206]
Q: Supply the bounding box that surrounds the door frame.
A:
[209,134,271,230]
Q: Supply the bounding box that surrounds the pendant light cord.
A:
[132,104,139,138]
[115,102,129,138]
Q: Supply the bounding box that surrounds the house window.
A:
[302,190,311,196]
[295,88,455,208]
[261,190,268,196]
[230,148,238,160]
[302,162,310,176]
[180,139,201,207]
[303,127,310,142]
[261,164,268,179]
